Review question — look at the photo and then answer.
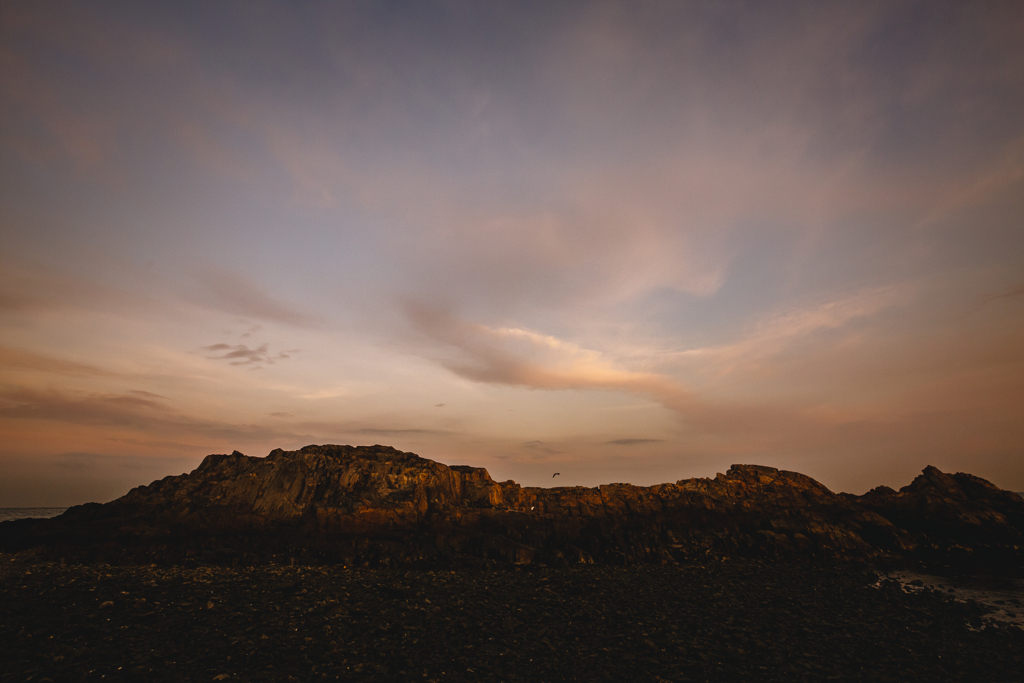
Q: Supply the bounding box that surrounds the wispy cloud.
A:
[194,268,321,328]
[48,450,188,474]
[356,427,454,436]
[606,438,663,446]
[403,302,797,435]
[405,301,673,389]
[0,263,157,316]
[915,135,1024,229]
[975,283,1024,311]
[0,346,116,377]
[201,343,298,366]
[0,386,296,443]
[667,285,918,374]
[522,440,563,456]
[402,290,962,445]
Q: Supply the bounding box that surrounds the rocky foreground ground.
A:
[2,553,1022,683]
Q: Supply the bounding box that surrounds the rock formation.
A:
[3,444,1022,570]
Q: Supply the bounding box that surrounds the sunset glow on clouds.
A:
[2,1,1023,505]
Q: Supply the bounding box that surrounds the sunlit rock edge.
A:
[2,444,1022,570]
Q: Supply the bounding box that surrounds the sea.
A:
[0,508,68,523]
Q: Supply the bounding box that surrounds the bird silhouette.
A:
[552,472,560,478]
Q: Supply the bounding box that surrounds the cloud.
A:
[48,450,186,474]
[976,283,1024,311]
[667,284,918,375]
[522,440,563,456]
[404,301,652,389]
[403,301,791,435]
[0,386,167,425]
[194,268,321,328]
[0,0,196,159]
[0,386,299,443]
[268,0,1021,321]
[125,389,165,400]
[0,346,116,377]
[0,385,475,471]
[403,292,976,447]
[0,263,156,316]
[201,342,298,366]
[356,427,454,437]
[916,135,1024,228]
[606,438,663,446]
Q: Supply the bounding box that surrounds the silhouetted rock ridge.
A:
[3,445,1022,570]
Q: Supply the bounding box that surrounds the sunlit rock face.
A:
[3,445,1023,569]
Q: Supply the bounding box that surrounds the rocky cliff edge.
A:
[2,444,1022,570]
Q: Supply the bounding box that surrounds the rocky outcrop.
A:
[853,465,1024,569]
[2,444,1022,570]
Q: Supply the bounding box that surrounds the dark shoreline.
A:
[2,553,1021,683]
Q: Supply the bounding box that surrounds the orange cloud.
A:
[0,346,115,377]
[403,302,810,438]
[192,268,322,328]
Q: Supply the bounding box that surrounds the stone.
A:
[1,444,1022,570]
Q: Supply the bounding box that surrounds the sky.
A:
[1,0,1023,506]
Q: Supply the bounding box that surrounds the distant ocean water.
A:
[0,508,68,522]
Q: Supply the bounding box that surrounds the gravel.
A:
[1,553,1021,682]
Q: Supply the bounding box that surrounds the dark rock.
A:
[856,465,1024,572]
[1,444,1022,572]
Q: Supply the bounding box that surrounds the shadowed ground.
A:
[1,554,1021,682]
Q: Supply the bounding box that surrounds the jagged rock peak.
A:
[193,444,453,476]
[722,464,829,488]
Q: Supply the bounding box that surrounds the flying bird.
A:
[552,473,560,478]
